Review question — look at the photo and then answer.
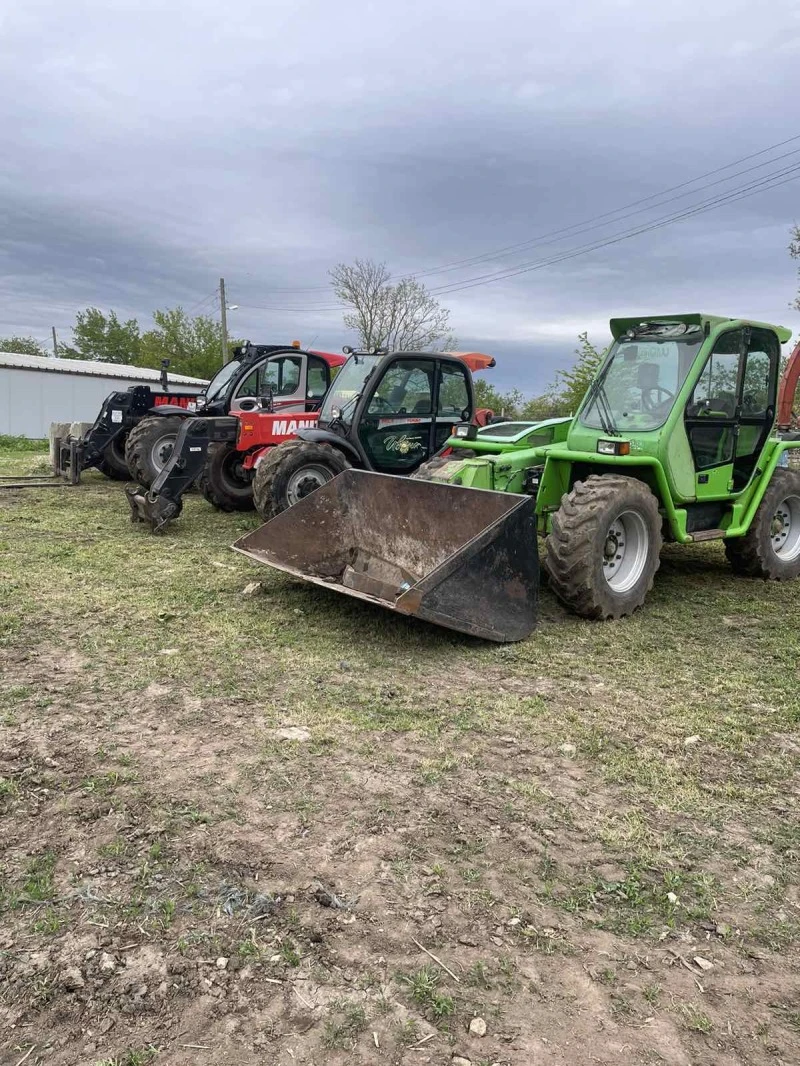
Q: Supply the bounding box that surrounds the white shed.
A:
[0,353,208,438]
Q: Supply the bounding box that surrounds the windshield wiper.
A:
[582,364,617,436]
[595,383,618,435]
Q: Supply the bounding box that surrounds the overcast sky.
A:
[2,0,800,393]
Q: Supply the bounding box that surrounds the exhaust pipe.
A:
[232,470,538,642]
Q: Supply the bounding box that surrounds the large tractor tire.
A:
[545,474,662,619]
[253,440,351,521]
[95,434,130,481]
[725,468,800,580]
[125,415,185,487]
[199,442,255,513]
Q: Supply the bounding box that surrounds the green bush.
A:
[0,435,48,452]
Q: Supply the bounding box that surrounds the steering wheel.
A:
[370,395,393,413]
[641,384,675,411]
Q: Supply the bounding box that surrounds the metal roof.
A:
[0,351,208,385]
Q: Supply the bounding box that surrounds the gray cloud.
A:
[1,0,800,393]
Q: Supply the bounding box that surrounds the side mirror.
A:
[160,359,170,392]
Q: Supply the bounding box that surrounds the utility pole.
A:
[51,327,58,358]
[220,277,230,364]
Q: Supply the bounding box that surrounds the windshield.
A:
[204,357,242,402]
[580,327,704,432]
[319,353,383,426]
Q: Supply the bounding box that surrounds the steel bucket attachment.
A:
[126,487,182,534]
[232,470,538,642]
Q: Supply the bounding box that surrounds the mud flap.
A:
[232,470,538,642]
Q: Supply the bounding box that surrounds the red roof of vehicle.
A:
[445,351,496,373]
[310,349,348,368]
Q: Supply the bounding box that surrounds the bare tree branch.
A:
[330,259,455,350]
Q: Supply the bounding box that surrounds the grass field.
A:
[1,438,798,1066]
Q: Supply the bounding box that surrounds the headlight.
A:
[597,439,631,456]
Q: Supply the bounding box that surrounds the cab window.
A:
[367,360,434,415]
[437,362,470,416]
[307,357,330,401]
[263,355,302,396]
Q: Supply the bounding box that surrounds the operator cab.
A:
[196,342,345,416]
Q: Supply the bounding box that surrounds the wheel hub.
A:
[151,436,176,471]
[603,533,620,561]
[769,497,800,559]
[601,511,648,593]
[286,465,333,506]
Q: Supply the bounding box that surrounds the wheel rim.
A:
[286,464,333,505]
[601,509,650,593]
[150,434,176,472]
[220,452,252,497]
[769,495,800,561]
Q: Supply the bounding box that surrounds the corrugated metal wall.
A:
[0,368,205,438]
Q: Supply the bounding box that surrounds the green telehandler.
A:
[233,314,800,642]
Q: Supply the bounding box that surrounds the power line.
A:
[428,161,800,297]
[241,131,800,294]
[185,289,220,316]
[238,155,800,312]
[409,143,800,281]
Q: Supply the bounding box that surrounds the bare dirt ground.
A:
[1,445,798,1066]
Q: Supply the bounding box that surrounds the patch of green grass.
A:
[642,982,662,1006]
[94,1048,160,1066]
[0,776,19,799]
[678,1001,713,1034]
[401,965,455,1020]
[278,939,301,966]
[31,907,66,934]
[322,1001,368,1049]
[98,838,128,859]
[81,770,124,795]
[22,852,57,903]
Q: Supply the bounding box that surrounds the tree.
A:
[473,379,525,418]
[473,332,605,421]
[544,332,606,417]
[330,259,455,351]
[59,308,142,364]
[791,224,800,311]
[0,335,48,357]
[140,308,230,380]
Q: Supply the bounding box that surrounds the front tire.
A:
[96,434,130,480]
[725,468,800,580]
[199,442,255,512]
[125,415,185,487]
[252,440,351,520]
[545,474,662,619]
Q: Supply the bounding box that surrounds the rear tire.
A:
[725,468,800,580]
[544,474,662,619]
[252,440,351,520]
[199,442,255,512]
[96,434,130,480]
[125,415,185,487]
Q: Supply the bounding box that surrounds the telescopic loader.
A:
[234,315,800,642]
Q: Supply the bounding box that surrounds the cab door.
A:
[357,357,436,473]
[434,360,472,449]
[684,327,777,497]
[229,353,307,413]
